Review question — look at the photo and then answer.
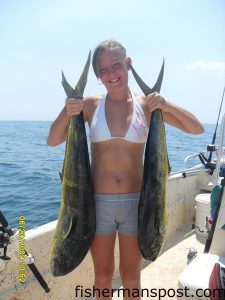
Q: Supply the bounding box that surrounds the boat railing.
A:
[174,114,225,182]
[183,151,208,170]
[169,151,210,180]
[169,166,209,180]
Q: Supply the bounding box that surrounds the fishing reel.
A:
[0,211,50,292]
[0,211,18,261]
[199,146,225,177]
[198,149,216,175]
[0,227,11,260]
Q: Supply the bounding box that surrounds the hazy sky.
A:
[0,0,224,123]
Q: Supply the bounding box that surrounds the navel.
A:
[115,175,121,183]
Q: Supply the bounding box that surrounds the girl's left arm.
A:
[146,92,204,135]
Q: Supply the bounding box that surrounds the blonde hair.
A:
[92,39,126,77]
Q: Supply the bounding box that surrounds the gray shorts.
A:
[95,192,140,236]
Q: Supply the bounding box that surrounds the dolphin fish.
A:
[50,52,95,276]
[131,61,170,261]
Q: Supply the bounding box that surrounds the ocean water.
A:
[0,121,219,230]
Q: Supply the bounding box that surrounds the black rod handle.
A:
[25,251,50,293]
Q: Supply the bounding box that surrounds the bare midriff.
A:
[91,139,145,194]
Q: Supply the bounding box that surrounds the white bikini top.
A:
[89,90,149,143]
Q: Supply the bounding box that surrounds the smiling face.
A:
[96,48,131,93]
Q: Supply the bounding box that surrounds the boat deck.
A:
[112,227,205,300]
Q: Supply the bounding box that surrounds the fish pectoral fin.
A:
[59,171,63,182]
[62,208,80,239]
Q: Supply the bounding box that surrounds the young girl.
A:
[47,39,204,300]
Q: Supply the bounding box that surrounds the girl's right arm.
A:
[47,98,84,146]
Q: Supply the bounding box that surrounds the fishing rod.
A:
[204,96,225,253]
[199,86,225,170]
[207,86,225,163]
[0,211,50,293]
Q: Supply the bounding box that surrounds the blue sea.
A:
[0,121,218,230]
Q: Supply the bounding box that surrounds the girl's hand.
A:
[146,92,167,112]
[65,98,84,116]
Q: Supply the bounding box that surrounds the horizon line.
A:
[0,120,217,126]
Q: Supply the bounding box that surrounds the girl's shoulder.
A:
[84,94,104,104]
